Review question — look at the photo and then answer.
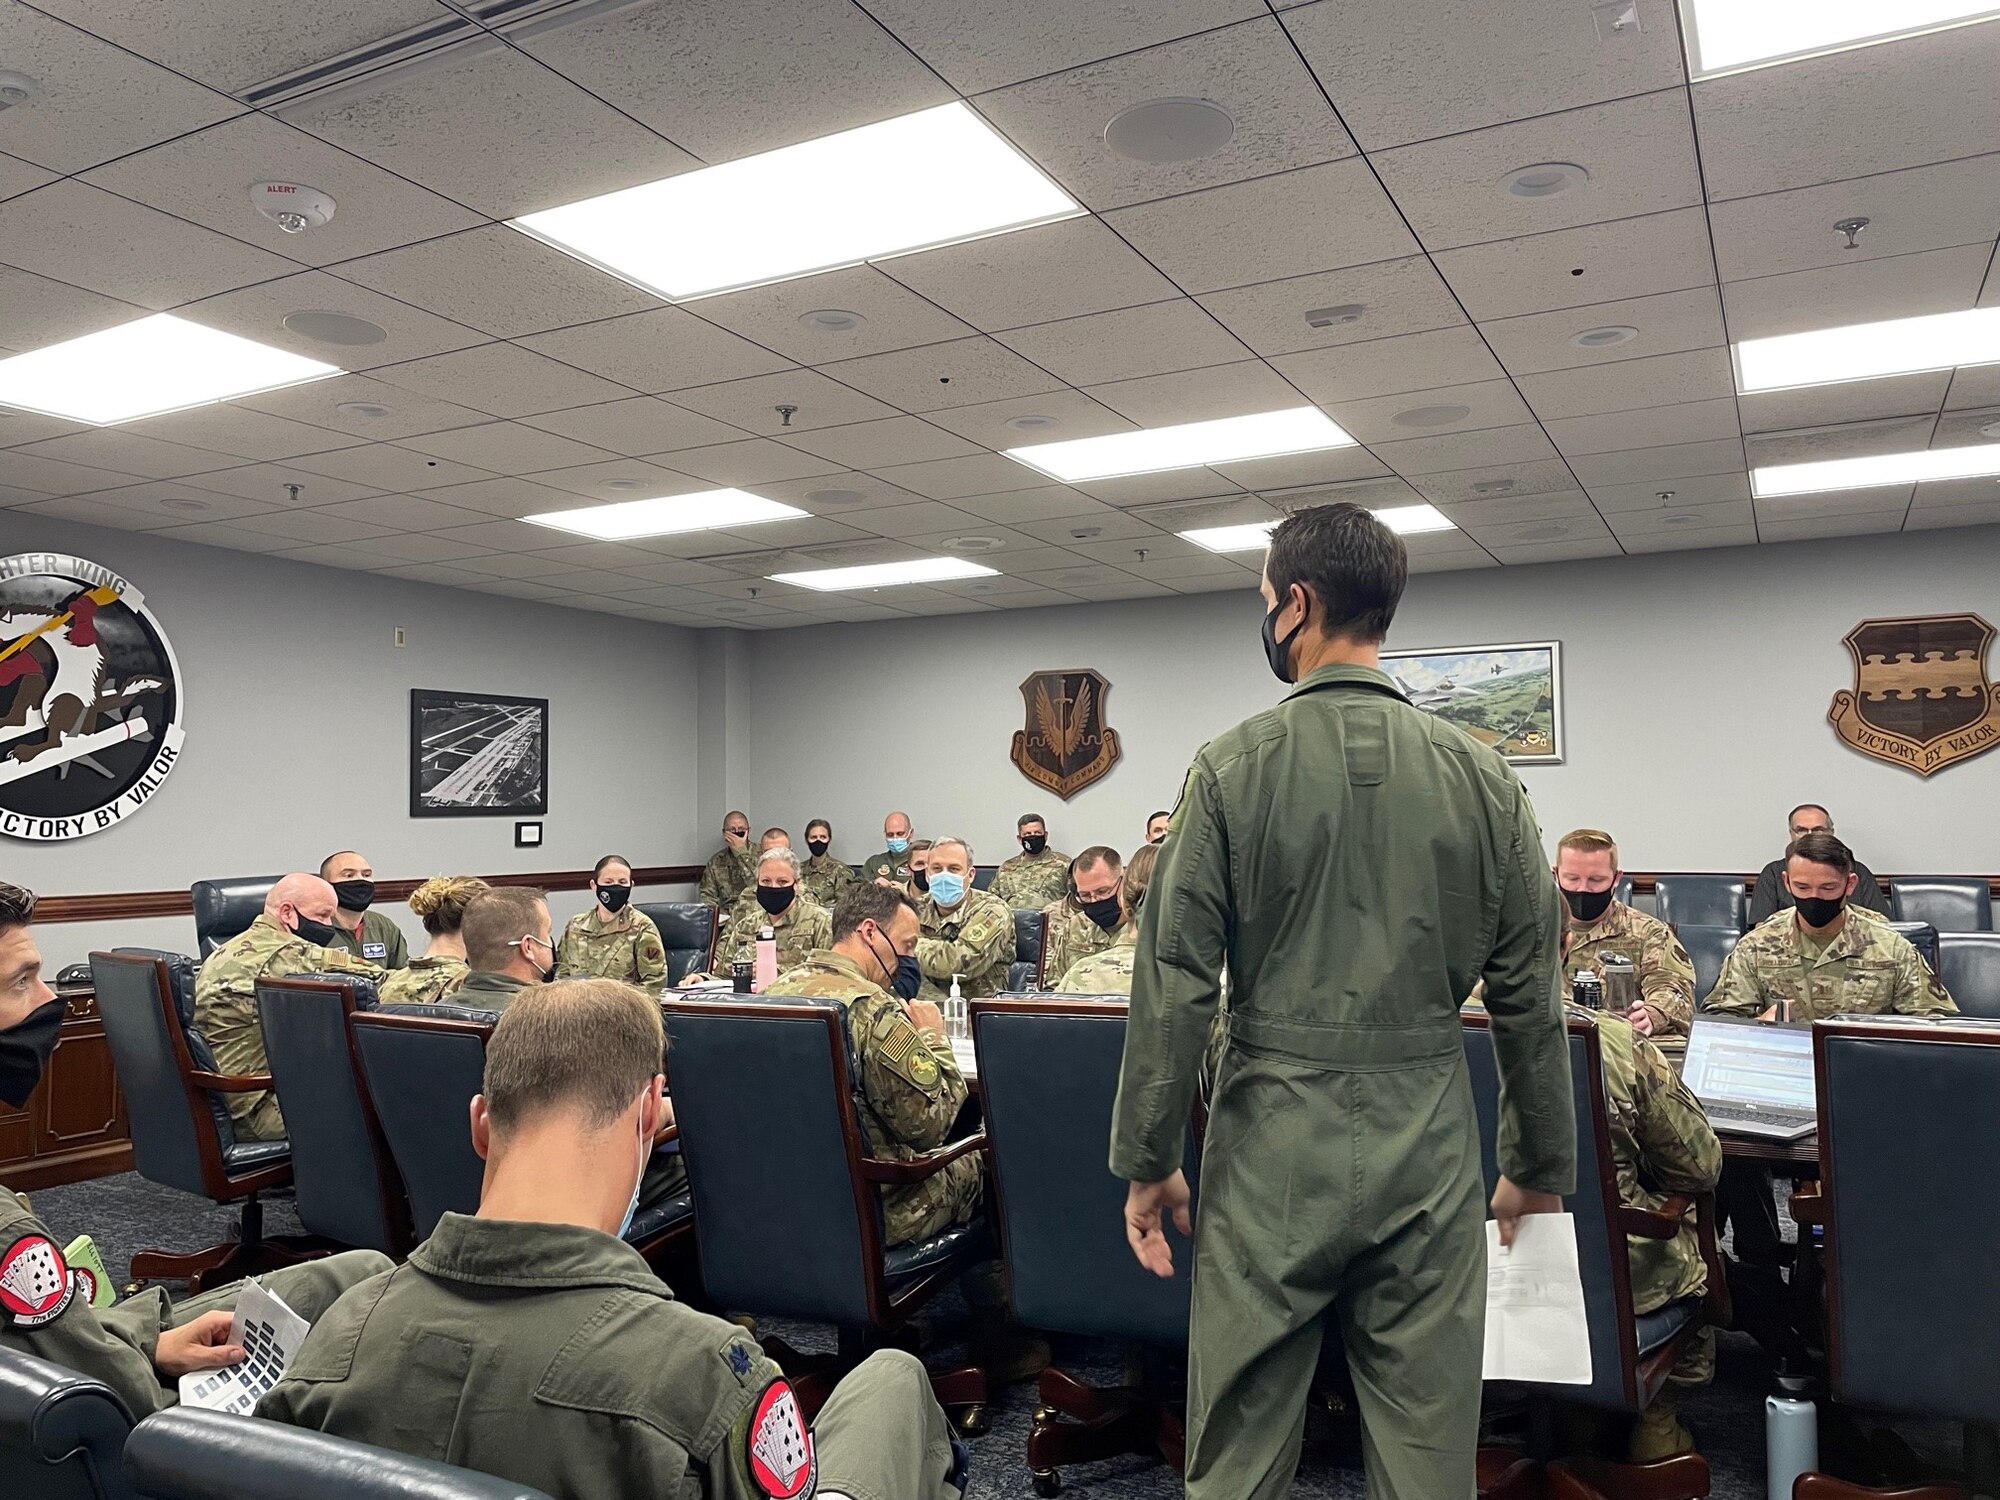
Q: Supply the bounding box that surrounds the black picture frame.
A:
[409,688,549,818]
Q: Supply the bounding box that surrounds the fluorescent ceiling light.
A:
[1181,504,1457,553]
[771,557,1000,591]
[1683,0,2000,77]
[523,489,807,539]
[1735,306,2000,393]
[513,102,1080,301]
[0,314,339,425]
[1008,407,1355,483]
[1752,445,2000,497]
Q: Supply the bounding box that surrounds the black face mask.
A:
[912,870,930,893]
[596,884,631,913]
[289,911,342,947]
[756,884,796,916]
[1563,887,1615,923]
[1794,894,1846,929]
[1080,894,1124,932]
[331,879,375,913]
[0,998,64,1109]
[807,838,830,858]
[1261,593,1307,684]
[1022,834,1048,856]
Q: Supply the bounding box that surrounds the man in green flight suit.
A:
[1111,503,1576,1500]
[318,849,409,968]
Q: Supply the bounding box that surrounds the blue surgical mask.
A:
[927,871,966,908]
[886,837,910,855]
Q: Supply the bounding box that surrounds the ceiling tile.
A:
[230,371,493,440]
[517,458,709,502]
[1323,380,1533,445]
[331,225,664,338]
[1407,458,1580,505]
[1371,91,1701,252]
[652,438,844,486]
[870,453,1049,501]
[430,527,575,562]
[752,470,931,513]
[277,38,698,219]
[857,0,1262,94]
[919,389,1136,450]
[1911,470,2000,506]
[1371,423,1559,477]
[946,485,1111,524]
[10,493,194,530]
[971,17,1354,211]
[1756,502,1911,541]
[0,181,301,309]
[1738,374,1952,435]
[1085,359,1304,425]
[119,404,361,462]
[1721,244,1993,342]
[394,421,615,473]
[1284,0,1687,150]
[0,153,56,204]
[1194,256,1466,358]
[1618,522,1760,553]
[1432,208,1716,322]
[1544,396,1740,457]
[0,3,241,172]
[153,520,300,553]
[287,442,490,491]
[1013,508,1168,545]
[1515,347,1734,420]
[268,541,427,571]
[25,477,285,525]
[79,112,484,268]
[1103,157,1420,295]
[370,342,636,417]
[818,336,1067,412]
[15,428,241,480]
[1073,469,1243,505]
[515,308,791,394]
[177,269,488,372]
[0,448,146,496]
[0,263,148,352]
[817,500,983,538]
[993,298,1252,386]
[1932,408,2000,446]
[1903,497,2000,530]
[662,369,900,436]
[226,507,402,544]
[1946,365,2000,410]
[1210,447,1392,492]
[1586,470,1750,513]
[0,410,87,448]
[883,216,1178,331]
[689,265,977,365]
[175,460,381,506]
[1566,438,1746,487]
[1478,285,1725,375]
[778,416,984,469]
[518,397,748,458]
[409,475,595,519]
[1603,499,1753,534]
[1708,154,2000,283]
[514,0,950,164]
[1744,415,1936,468]
[309,492,502,532]
[1436,489,1596,528]
[1272,326,1505,404]
[1692,22,2000,202]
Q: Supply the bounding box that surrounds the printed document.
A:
[1483,1212,1592,1384]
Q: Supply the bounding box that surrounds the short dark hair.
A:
[806,818,832,839]
[592,854,633,880]
[1071,845,1123,885]
[318,850,363,879]
[1147,810,1170,823]
[1787,803,1831,826]
[483,978,663,1134]
[464,887,551,971]
[832,883,917,942]
[0,882,35,934]
[1017,812,1046,830]
[1264,502,1407,645]
[1786,831,1853,876]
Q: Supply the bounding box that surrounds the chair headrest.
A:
[373,1003,500,1025]
[286,971,382,1011]
[111,947,200,1026]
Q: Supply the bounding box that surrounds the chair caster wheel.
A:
[957,1405,990,1436]
[1032,1471,1061,1497]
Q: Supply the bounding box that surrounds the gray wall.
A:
[737,524,2000,877]
[3,514,704,966]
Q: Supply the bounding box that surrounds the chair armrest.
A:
[1618,1194,1696,1241]
[860,1131,987,1186]
[186,1069,275,1093]
[1789,1184,1825,1226]
[1692,1190,1731,1327]
[653,1122,679,1147]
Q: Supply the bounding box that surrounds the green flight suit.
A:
[324,909,409,969]
[259,1214,964,1499]
[451,969,529,1011]
[1110,663,1575,1500]
[861,849,912,886]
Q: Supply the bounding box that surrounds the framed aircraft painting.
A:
[1380,641,1563,765]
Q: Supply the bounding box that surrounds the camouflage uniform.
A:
[709,890,833,976]
[914,888,1015,1003]
[1600,1012,1722,1385]
[1707,905,1956,1021]
[1562,900,1697,1042]
[555,907,668,991]
[1041,898,1122,987]
[990,849,1071,910]
[698,845,756,910]
[194,915,387,1140]
[1057,930,1138,994]
[800,854,855,911]
[763,951,981,1244]
[377,955,468,1006]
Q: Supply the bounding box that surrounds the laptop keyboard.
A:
[1705,1103,1813,1127]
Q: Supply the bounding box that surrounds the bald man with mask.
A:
[194,872,386,1140]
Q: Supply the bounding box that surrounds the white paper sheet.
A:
[1482,1213,1592,1385]
[177,1279,311,1415]
[949,1037,978,1078]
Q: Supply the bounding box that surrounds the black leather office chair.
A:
[90,949,309,1291]
[188,877,280,958]
[972,865,998,892]
[1887,921,1941,974]
[973,998,1195,1495]
[634,901,716,984]
[1786,1017,2000,1500]
[661,996,989,1427]
[121,1407,556,1500]
[1938,933,2000,1018]
[1614,873,1633,907]
[1679,925,1742,1005]
[0,1347,137,1500]
[1009,909,1046,992]
[1465,1011,1726,1500]
[1654,876,1747,932]
[255,974,411,1256]
[1890,878,1994,933]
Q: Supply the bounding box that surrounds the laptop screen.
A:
[1683,1019,1816,1111]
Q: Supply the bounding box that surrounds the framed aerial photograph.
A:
[1380,641,1563,765]
[409,689,549,817]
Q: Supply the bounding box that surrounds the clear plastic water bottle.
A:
[947,974,967,1040]
[753,925,777,993]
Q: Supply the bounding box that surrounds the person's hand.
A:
[1629,1004,1654,1037]
[1490,1176,1563,1248]
[153,1311,244,1377]
[905,999,945,1038]
[724,829,747,850]
[1124,1172,1193,1279]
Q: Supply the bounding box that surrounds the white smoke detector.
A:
[0,70,38,110]
[250,182,337,234]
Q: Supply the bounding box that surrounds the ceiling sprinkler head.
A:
[774,404,799,428]
[1833,217,1870,251]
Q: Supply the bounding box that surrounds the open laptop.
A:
[1681,1016,1818,1140]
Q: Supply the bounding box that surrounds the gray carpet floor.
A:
[23,1173,1976,1498]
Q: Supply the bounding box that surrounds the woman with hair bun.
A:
[378,875,489,1004]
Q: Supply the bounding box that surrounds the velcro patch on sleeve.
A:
[877,1024,916,1067]
[747,1378,817,1498]
[0,1234,79,1328]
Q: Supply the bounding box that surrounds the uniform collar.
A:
[1282,662,1409,704]
[1565,899,1631,941]
[919,891,972,923]
[459,968,528,995]
[584,904,639,933]
[1792,910,1870,962]
[412,1213,669,1297]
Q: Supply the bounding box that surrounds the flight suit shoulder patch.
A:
[0,1233,81,1328]
[746,1378,817,1498]
[874,1018,940,1094]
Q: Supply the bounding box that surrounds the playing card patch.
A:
[747,1378,816,1498]
[0,1234,80,1328]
